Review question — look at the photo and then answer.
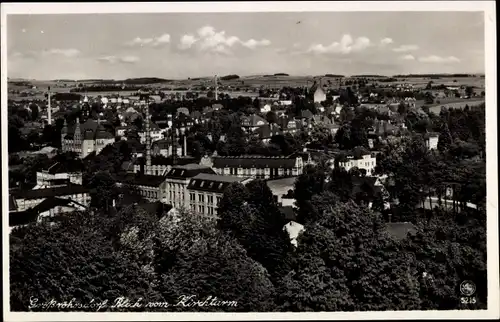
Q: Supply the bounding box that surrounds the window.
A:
[190,192,195,201]
[216,196,222,205]
[208,195,214,204]
[199,194,205,202]
[198,205,203,213]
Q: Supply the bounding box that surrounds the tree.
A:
[465,86,474,98]
[154,211,276,312]
[437,123,453,152]
[266,111,278,124]
[30,104,39,121]
[88,171,119,211]
[276,201,421,311]
[10,212,160,311]
[294,165,327,224]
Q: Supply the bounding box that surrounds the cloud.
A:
[400,54,415,60]
[308,34,372,55]
[418,55,460,63]
[178,25,271,54]
[120,56,140,63]
[126,34,171,47]
[97,55,140,64]
[179,34,198,49]
[241,39,271,49]
[97,56,118,63]
[380,38,393,45]
[40,48,81,57]
[392,44,419,52]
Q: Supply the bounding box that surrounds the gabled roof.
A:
[165,164,216,180]
[115,173,167,187]
[255,124,282,139]
[32,197,88,214]
[187,173,249,193]
[12,184,89,200]
[45,161,83,174]
[241,114,268,127]
[212,155,298,169]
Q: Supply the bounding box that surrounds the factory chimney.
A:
[145,102,152,175]
[214,75,218,101]
[47,86,52,125]
[183,130,187,156]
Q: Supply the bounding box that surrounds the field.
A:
[8,75,485,101]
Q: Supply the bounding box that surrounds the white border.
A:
[1,2,498,321]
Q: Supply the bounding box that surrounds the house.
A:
[35,161,83,189]
[241,114,268,132]
[61,118,115,158]
[425,132,439,150]
[283,221,305,247]
[254,124,283,143]
[10,184,90,212]
[163,164,217,209]
[138,122,164,144]
[260,104,272,113]
[186,173,253,217]
[30,146,59,159]
[132,155,199,176]
[311,80,327,103]
[151,139,183,158]
[177,107,190,116]
[200,155,305,179]
[336,152,377,176]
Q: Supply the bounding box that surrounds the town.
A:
[5,7,491,315]
[8,73,487,311]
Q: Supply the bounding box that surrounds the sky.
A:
[7,11,485,80]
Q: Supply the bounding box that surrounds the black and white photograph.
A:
[2,1,498,320]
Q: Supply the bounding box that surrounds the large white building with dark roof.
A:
[163,164,217,209]
[187,173,253,217]
[200,155,305,179]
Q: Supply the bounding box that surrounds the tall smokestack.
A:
[214,75,218,101]
[145,102,152,175]
[183,133,187,156]
[47,86,52,125]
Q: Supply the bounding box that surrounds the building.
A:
[163,164,217,209]
[241,114,268,132]
[35,161,83,189]
[336,153,377,176]
[61,118,115,158]
[138,122,164,144]
[200,155,305,179]
[9,197,89,231]
[10,184,90,212]
[425,132,440,150]
[115,173,168,202]
[132,155,198,176]
[283,221,305,247]
[186,173,253,217]
[312,80,327,103]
